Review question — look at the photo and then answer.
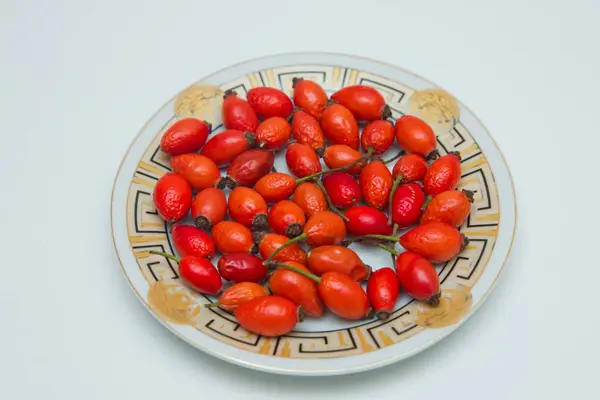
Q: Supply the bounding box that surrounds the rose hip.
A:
[331,85,391,121]
[291,110,325,154]
[201,129,256,167]
[191,188,227,230]
[268,200,306,238]
[360,160,392,210]
[345,206,392,236]
[255,232,307,265]
[307,245,371,281]
[423,152,462,196]
[269,261,324,317]
[171,154,220,191]
[153,173,192,223]
[234,296,302,336]
[227,186,268,228]
[389,183,425,229]
[367,267,400,320]
[421,190,474,227]
[392,153,428,184]
[323,145,367,175]
[292,182,327,217]
[150,251,222,295]
[160,118,211,156]
[292,78,328,119]
[286,143,321,178]
[256,116,292,150]
[247,87,293,119]
[217,253,267,283]
[395,253,440,305]
[171,224,215,259]
[222,90,259,133]
[254,172,297,203]
[394,115,437,158]
[320,103,359,150]
[361,120,395,155]
[400,222,466,263]
[208,282,268,311]
[221,149,275,189]
[322,172,361,209]
[211,221,257,254]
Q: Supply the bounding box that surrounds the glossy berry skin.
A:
[307,246,370,281]
[292,78,328,119]
[234,296,300,337]
[392,154,428,183]
[179,256,222,295]
[256,117,292,150]
[214,282,268,311]
[191,188,227,230]
[304,211,347,246]
[268,200,306,238]
[291,110,325,153]
[286,143,321,178]
[361,120,395,155]
[225,149,275,188]
[395,253,440,304]
[254,172,296,203]
[269,262,324,317]
[171,224,215,259]
[360,160,392,209]
[320,104,359,150]
[211,221,256,254]
[217,253,267,283]
[160,118,211,156]
[227,187,268,228]
[201,130,255,167]
[171,154,220,191]
[400,222,464,263]
[323,145,366,175]
[322,172,361,209]
[257,233,307,265]
[222,90,259,133]
[424,152,462,196]
[246,87,293,119]
[153,173,192,223]
[345,206,392,236]
[318,272,371,320]
[394,115,437,157]
[391,183,425,229]
[331,85,390,121]
[395,251,422,275]
[367,267,400,320]
[421,190,474,227]
[292,182,327,217]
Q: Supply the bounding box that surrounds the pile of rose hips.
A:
[151,79,473,337]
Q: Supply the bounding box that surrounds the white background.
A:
[1,0,598,399]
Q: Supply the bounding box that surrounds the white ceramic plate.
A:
[111,52,516,376]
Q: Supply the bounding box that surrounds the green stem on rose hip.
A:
[345,234,400,246]
[312,178,348,221]
[264,233,308,264]
[149,250,180,263]
[376,243,400,256]
[266,262,321,283]
[390,223,400,264]
[387,175,403,225]
[294,147,375,184]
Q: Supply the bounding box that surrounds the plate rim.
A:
[110,51,518,375]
